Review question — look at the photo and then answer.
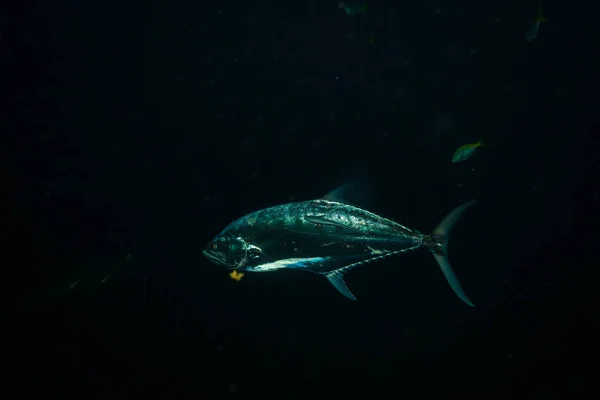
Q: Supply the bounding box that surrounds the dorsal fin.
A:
[322,183,357,205]
[321,171,372,208]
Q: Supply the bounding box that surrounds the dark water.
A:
[5,0,598,398]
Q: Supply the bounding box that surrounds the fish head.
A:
[203,234,263,270]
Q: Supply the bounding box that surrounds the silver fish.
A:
[203,186,477,306]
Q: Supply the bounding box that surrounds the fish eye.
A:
[212,243,218,249]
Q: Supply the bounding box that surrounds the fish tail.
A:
[423,200,477,307]
[538,2,548,22]
[478,138,492,147]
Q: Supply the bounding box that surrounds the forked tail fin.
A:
[424,200,477,307]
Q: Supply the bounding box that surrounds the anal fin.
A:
[325,270,357,300]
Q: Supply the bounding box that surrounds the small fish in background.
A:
[452,140,491,163]
[338,1,367,16]
[364,34,376,46]
[32,252,139,306]
[229,270,244,281]
[525,2,548,41]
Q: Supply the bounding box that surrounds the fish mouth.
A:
[202,249,226,265]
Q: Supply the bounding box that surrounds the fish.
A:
[27,252,141,308]
[451,140,491,163]
[338,1,367,16]
[525,2,548,42]
[203,184,477,306]
[229,270,245,281]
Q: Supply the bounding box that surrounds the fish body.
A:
[525,2,548,41]
[452,140,490,163]
[204,189,477,306]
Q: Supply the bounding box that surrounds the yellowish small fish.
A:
[229,270,244,281]
[452,140,491,163]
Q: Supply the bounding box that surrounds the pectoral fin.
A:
[325,270,357,300]
[305,215,365,234]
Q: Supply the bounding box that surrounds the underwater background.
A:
[4,0,598,398]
